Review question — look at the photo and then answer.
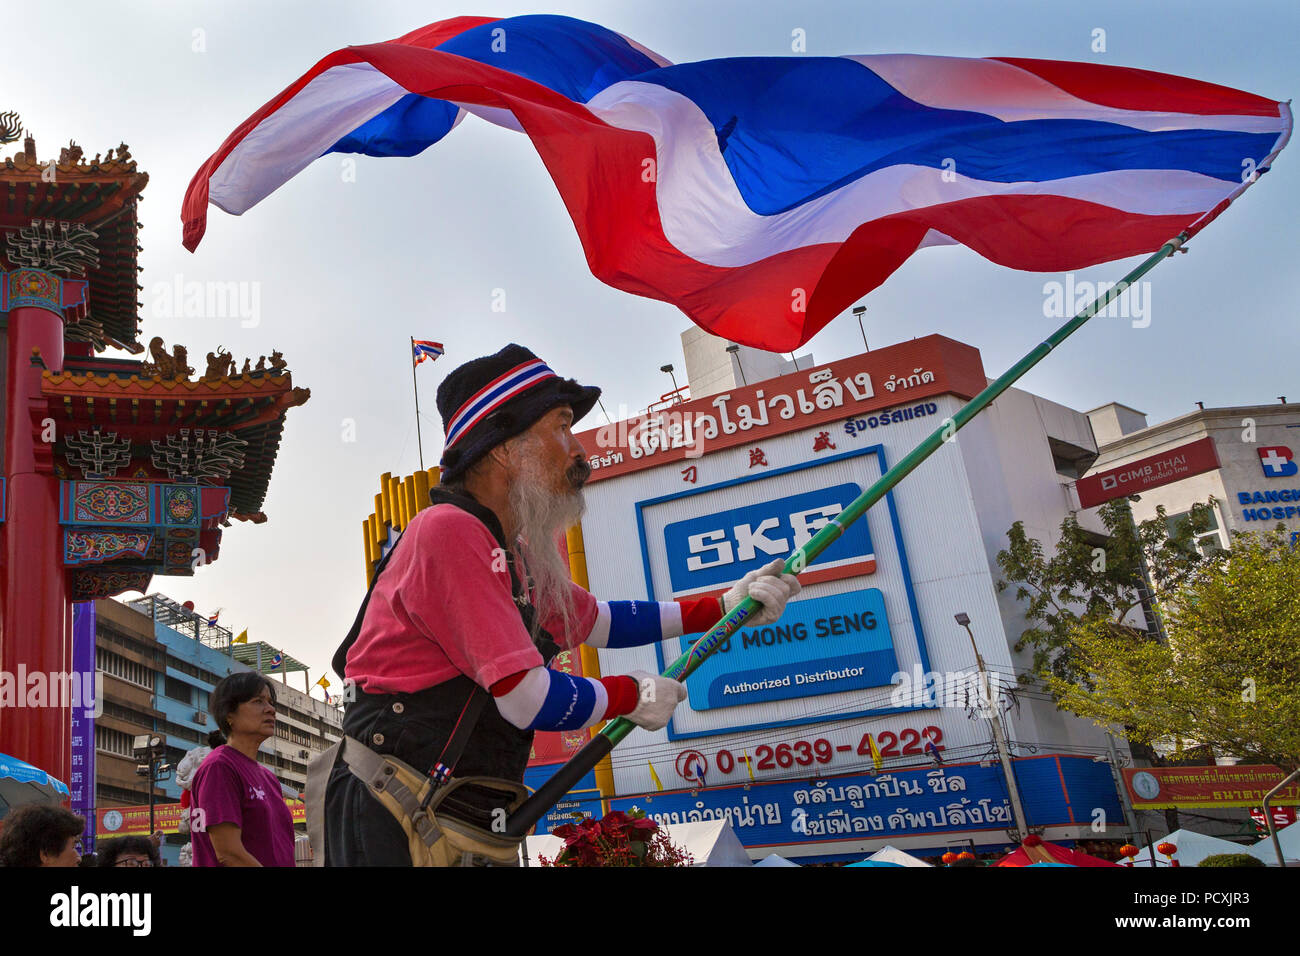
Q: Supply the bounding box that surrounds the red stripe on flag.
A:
[992,57,1283,117]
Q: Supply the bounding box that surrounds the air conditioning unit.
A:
[193,711,208,724]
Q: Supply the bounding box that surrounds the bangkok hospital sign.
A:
[577,335,988,481]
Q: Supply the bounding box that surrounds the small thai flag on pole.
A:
[410,339,443,471]
[207,609,221,627]
[925,740,944,766]
[412,340,444,365]
[270,652,284,671]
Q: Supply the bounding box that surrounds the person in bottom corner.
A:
[324,343,801,866]
[191,673,295,867]
[98,835,159,868]
[0,803,85,867]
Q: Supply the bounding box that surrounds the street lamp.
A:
[852,305,869,352]
[953,612,1028,841]
[133,733,172,835]
[724,343,747,385]
[659,363,681,402]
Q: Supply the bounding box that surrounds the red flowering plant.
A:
[540,807,694,867]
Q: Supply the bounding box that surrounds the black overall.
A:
[323,487,560,866]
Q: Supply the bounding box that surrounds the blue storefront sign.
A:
[682,588,898,711]
[523,764,602,836]
[661,482,875,596]
[606,756,1121,850]
[637,448,936,741]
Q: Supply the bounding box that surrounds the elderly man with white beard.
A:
[315,344,800,866]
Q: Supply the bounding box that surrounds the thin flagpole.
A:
[411,337,425,471]
[506,231,1191,836]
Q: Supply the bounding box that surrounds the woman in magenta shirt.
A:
[192,673,295,867]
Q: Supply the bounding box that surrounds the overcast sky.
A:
[6,1,1296,690]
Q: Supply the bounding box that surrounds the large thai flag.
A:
[182,14,1290,351]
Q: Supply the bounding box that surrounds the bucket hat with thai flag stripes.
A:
[436,343,600,484]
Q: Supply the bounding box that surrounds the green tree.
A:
[995,497,1218,693]
[1043,528,1300,773]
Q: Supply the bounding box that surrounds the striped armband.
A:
[491,668,639,731]
[583,596,723,648]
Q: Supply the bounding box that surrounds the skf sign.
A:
[663,483,875,597]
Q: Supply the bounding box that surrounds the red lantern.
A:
[957,851,975,861]
[1119,843,1139,867]
[1157,841,1179,867]
[1022,834,1043,847]
[941,852,958,865]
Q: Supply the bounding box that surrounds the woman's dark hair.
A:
[207,730,227,748]
[0,803,85,867]
[98,835,160,867]
[211,671,277,735]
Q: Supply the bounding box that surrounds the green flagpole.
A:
[506,232,1189,837]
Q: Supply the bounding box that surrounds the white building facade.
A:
[1084,401,1300,548]
[572,332,1130,861]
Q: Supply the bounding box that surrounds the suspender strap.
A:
[428,686,488,786]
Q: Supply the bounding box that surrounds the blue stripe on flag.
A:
[327,95,460,157]
[435,14,661,103]
[640,57,1276,214]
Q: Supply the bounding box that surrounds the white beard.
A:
[507,436,587,639]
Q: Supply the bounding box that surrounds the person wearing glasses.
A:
[191,672,295,867]
[98,835,159,867]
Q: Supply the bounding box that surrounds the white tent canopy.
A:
[1247,821,1300,866]
[754,853,801,867]
[1128,829,1247,867]
[865,845,933,867]
[522,819,753,867]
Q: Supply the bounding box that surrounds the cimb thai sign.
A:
[1077,436,1220,509]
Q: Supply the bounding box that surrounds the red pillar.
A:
[2,272,69,786]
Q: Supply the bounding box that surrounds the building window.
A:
[1164,508,1225,555]
[98,783,151,806]
[1051,437,1099,481]
[95,726,136,758]
[96,648,155,690]
[163,675,193,704]
[101,700,156,729]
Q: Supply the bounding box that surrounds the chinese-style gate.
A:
[0,121,309,785]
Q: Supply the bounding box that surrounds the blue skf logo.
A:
[662,483,875,596]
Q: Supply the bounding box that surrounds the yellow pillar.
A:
[566,522,616,803]
[362,520,375,586]
[388,476,403,530]
[379,473,392,526]
[413,469,430,513]
[404,474,418,527]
